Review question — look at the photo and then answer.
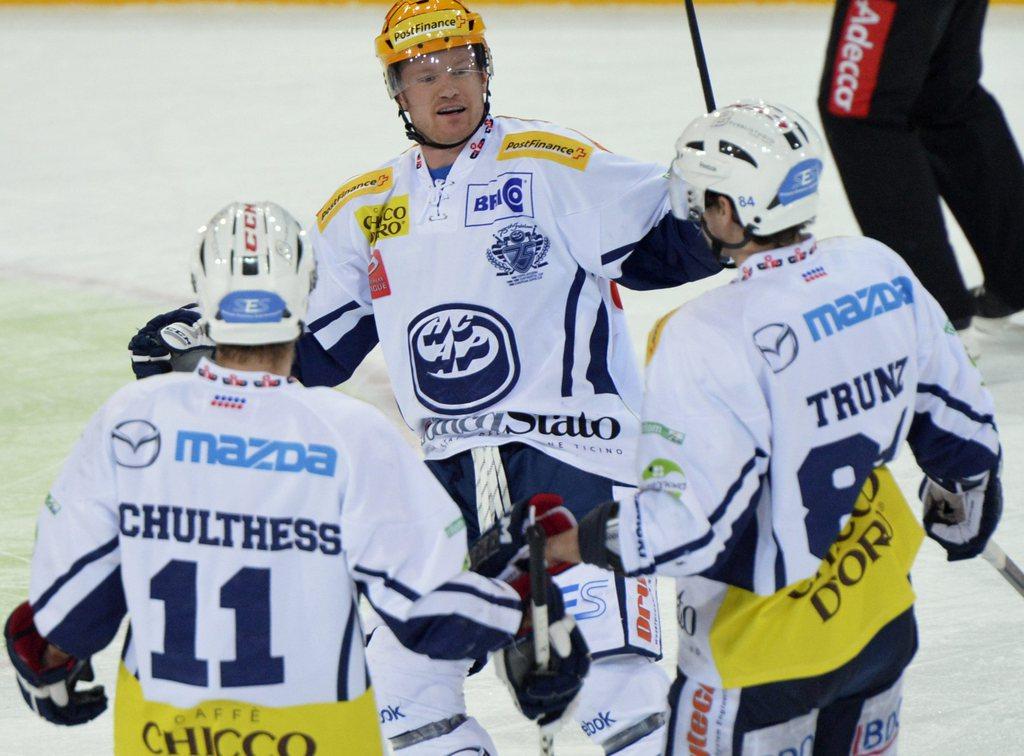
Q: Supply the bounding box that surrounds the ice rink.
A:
[1,3,1023,753]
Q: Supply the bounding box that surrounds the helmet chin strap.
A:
[700,216,753,269]
[400,91,491,151]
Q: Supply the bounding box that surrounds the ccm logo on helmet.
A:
[827,0,896,118]
[243,204,259,252]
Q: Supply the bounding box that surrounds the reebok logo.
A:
[581,711,616,737]
[828,0,896,118]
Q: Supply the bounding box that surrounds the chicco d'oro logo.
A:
[111,420,161,468]
[408,304,520,415]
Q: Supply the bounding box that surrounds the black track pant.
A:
[818,0,1024,325]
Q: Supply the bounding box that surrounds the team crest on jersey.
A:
[485,222,549,286]
[465,172,534,227]
[752,322,799,373]
[407,304,520,415]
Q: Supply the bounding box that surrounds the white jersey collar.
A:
[192,356,296,389]
[735,236,819,283]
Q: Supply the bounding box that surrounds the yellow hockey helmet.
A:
[375,0,491,97]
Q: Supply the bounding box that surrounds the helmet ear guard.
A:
[191,203,316,346]
[674,100,824,238]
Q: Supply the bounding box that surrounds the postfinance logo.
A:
[498,131,593,171]
[317,168,394,231]
[390,11,468,49]
[356,195,409,243]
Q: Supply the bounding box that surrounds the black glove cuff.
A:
[578,500,623,572]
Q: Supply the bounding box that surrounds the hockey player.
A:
[129,2,721,752]
[473,101,1005,753]
[7,203,588,754]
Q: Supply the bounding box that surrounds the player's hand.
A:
[493,579,590,732]
[4,602,107,726]
[920,467,1002,561]
[128,304,214,379]
[469,494,576,581]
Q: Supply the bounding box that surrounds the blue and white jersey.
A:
[29,358,521,713]
[302,115,716,484]
[618,236,1000,687]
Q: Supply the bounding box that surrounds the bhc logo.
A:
[465,172,534,227]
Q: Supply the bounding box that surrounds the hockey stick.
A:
[684,0,716,112]
[983,539,1024,598]
[527,520,556,756]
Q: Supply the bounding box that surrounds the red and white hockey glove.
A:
[469,494,576,582]
[4,602,107,726]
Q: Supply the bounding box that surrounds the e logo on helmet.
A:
[777,159,823,206]
[219,290,287,323]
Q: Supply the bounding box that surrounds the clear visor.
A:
[387,45,487,97]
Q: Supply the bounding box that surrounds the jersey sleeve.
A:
[546,144,718,287]
[297,222,379,387]
[615,309,771,578]
[28,400,126,659]
[337,403,522,660]
[905,268,1000,480]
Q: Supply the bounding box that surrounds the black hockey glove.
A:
[920,466,1002,561]
[469,493,577,582]
[5,602,107,726]
[495,578,590,731]
[128,304,214,379]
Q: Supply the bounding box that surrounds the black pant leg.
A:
[818,0,975,325]
[915,0,1024,310]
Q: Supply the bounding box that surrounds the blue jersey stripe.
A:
[308,300,363,334]
[352,564,422,602]
[33,536,120,614]
[433,582,522,611]
[337,596,359,701]
[561,267,587,397]
[601,244,635,266]
[917,383,997,429]
[586,300,617,395]
[43,568,127,659]
[707,449,768,526]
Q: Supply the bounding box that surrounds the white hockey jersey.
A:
[28,359,521,754]
[616,236,1000,688]
[303,115,716,485]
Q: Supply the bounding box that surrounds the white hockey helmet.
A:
[673,100,823,236]
[191,202,315,346]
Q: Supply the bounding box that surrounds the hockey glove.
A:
[4,602,107,726]
[494,579,590,731]
[469,494,576,582]
[920,467,1002,561]
[128,304,214,379]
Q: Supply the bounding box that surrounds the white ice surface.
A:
[1,4,1022,754]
